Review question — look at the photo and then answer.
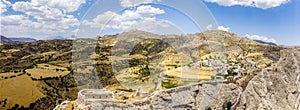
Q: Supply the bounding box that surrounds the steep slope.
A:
[236,48,300,109]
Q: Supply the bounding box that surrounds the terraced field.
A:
[25,64,70,79]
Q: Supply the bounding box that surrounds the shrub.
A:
[223,101,232,110]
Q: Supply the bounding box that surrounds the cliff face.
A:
[236,48,300,110]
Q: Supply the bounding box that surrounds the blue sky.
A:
[0,0,299,45]
[204,0,300,45]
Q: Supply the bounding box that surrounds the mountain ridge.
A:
[9,37,37,42]
[0,35,13,42]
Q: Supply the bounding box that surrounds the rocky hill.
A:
[59,47,300,110]
[0,30,292,110]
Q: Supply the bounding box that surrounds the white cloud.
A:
[206,24,213,30]
[83,5,166,30]
[13,2,64,21]
[245,34,277,44]
[204,0,290,9]
[0,0,11,14]
[0,15,36,36]
[72,29,80,33]
[126,18,180,35]
[83,11,119,28]
[0,14,76,35]
[31,0,86,12]
[217,26,230,32]
[120,0,153,7]
[136,5,165,17]
[1,0,83,38]
[206,24,230,32]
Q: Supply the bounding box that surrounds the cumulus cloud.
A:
[0,15,32,36]
[120,0,153,7]
[72,29,80,33]
[0,0,11,14]
[83,11,118,28]
[245,34,277,44]
[1,0,84,37]
[31,0,85,12]
[204,0,290,9]
[217,26,230,32]
[83,5,165,30]
[126,18,182,35]
[206,24,230,32]
[1,14,78,34]
[206,24,213,30]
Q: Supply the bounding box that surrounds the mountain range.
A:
[254,40,277,46]
[0,35,13,42]
[1,35,36,42]
[0,35,77,43]
[0,34,278,46]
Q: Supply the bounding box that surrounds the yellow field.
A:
[165,66,214,80]
[26,64,70,79]
[37,64,67,70]
[49,61,71,68]
[0,72,23,80]
[1,49,20,53]
[0,75,44,109]
[246,52,263,57]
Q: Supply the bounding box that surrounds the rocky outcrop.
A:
[76,81,242,110]
[71,48,300,110]
[236,48,300,110]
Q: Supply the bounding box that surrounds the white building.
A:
[77,89,114,106]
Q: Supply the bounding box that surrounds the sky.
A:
[0,0,299,45]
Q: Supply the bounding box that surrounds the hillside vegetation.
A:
[0,30,285,109]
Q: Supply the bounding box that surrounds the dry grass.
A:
[1,49,20,53]
[246,52,263,57]
[26,64,70,79]
[165,66,214,80]
[62,101,77,110]
[37,64,67,70]
[75,66,94,74]
[0,75,44,109]
[20,51,57,60]
[49,61,71,68]
[0,72,23,80]
[105,84,143,101]
[114,69,158,93]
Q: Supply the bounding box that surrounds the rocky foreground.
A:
[56,48,300,110]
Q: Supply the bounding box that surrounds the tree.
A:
[223,101,232,110]
[11,104,19,109]
[128,88,133,92]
